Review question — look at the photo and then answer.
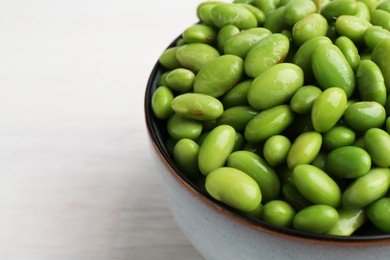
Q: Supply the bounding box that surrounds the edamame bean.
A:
[312,44,356,97]
[262,200,296,228]
[326,208,366,236]
[343,101,386,131]
[356,60,387,105]
[224,28,271,58]
[325,146,371,178]
[335,15,372,45]
[245,105,295,143]
[282,183,312,211]
[263,6,290,33]
[287,132,322,169]
[354,1,371,21]
[176,43,220,72]
[237,3,266,25]
[292,13,328,46]
[283,0,317,26]
[342,168,390,209]
[205,167,262,212]
[194,55,244,97]
[151,86,174,120]
[371,9,390,31]
[321,0,359,21]
[173,139,201,181]
[367,197,390,233]
[363,26,390,50]
[165,68,195,92]
[371,39,390,92]
[196,1,224,26]
[171,93,224,121]
[210,3,258,29]
[227,150,281,202]
[247,63,304,110]
[290,85,322,114]
[293,164,341,207]
[167,113,203,140]
[323,126,356,150]
[363,128,390,167]
[335,36,360,72]
[387,117,390,134]
[263,135,292,167]
[221,79,252,109]
[245,34,290,78]
[293,36,332,83]
[377,0,390,12]
[311,87,348,132]
[293,204,339,234]
[216,105,258,132]
[217,25,240,52]
[182,24,217,44]
[253,0,280,16]
[198,125,236,175]
[159,47,181,69]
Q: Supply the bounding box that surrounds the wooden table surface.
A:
[0,1,213,258]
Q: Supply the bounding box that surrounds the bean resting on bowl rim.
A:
[149,0,390,238]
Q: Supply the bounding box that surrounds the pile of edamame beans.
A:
[151,0,390,236]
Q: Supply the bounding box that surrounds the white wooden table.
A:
[0,1,210,259]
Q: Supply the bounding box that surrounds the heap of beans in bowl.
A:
[151,0,390,236]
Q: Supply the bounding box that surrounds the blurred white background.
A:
[0,0,219,259]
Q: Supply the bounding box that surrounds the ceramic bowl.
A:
[144,38,390,260]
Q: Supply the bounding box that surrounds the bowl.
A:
[144,32,390,260]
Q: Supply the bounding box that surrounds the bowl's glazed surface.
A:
[144,38,390,259]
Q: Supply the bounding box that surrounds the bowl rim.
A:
[144,35,390,246]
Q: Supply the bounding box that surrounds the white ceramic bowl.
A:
[144,39,390,260]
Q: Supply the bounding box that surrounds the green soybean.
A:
[253,0,280,16]
[263,6,290,33]
[244,33,290,78]
[159,47,181,69]
[224,27,271,58]
[343,101,386,131]
[325,146,371,178]
[342,168,390,209]
[356,60,387,105]
[282,183,312,211]
[217,25,240,52]
[377,0,390,12]
[171,93,224,121]
[287,131,322,169]
[292,13,328,46]
[323,126,356,150]
[321,0,359,21]
[210,3,258,29]
[290,85,322,114]
[312,44,356,97]
[176,43,220,72]
[165,68,195,92]
[371,39,390,92]
[167,113,203,140]
[245,105,295,143]
[311,87,348,132]
[354,1,371,21]
[221,80,252,109]
[262,200,296,228]
[194,55,244,98]
[364,128,390,167]
[198,125,236,175]
[237,3,266,25]
[283,0,317,26]
[371,9,390,31]
[196,1,224,26]
[151,86,174,120]
[293,204,339,234]
[367,197,390,233]
[363,26,390,50]
[205,167,262,212]
[227,150,281,202]
[247,63,304,110]
[335,36,360,72]
[182,24,217,44]
[173,139,201,181]
[335,15,372,45]
[326,208,366,236]
[293,164,341,207]
[263,135,292,167]
[216,105,258,132]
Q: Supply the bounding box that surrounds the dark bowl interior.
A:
[144,35,390,244]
